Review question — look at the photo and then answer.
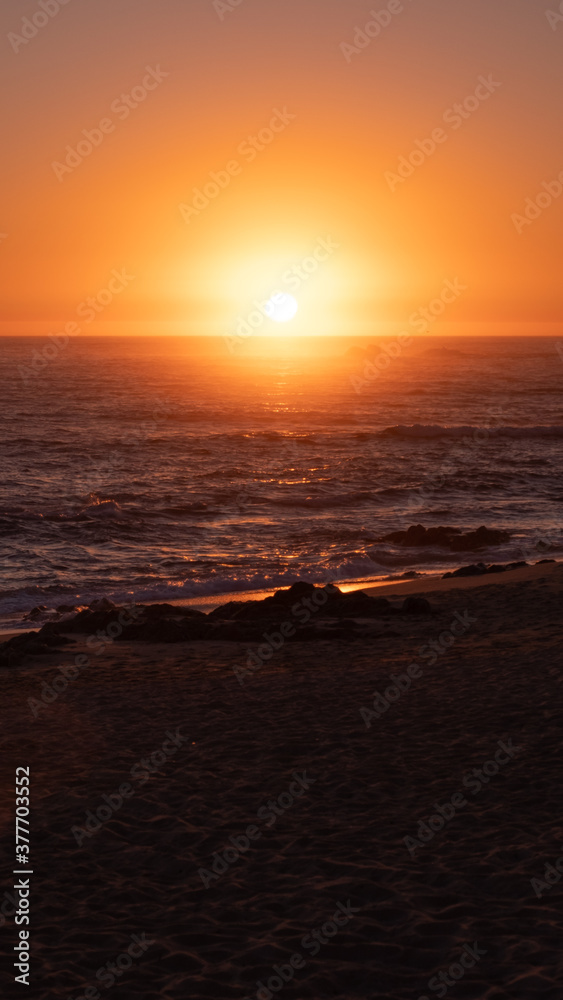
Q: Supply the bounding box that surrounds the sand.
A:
[0,563,562,998]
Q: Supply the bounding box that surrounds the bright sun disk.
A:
[265,292,299,323]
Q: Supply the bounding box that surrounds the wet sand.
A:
[0,564,562,998]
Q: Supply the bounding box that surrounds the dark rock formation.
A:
[208,583,397,623]
[380,524,510,551]
[442,560,529,579]
[449,526,511,552]
[0,582,434,660]
[442,564,488,579]
[23,606,48,620]
[0,629,73,667]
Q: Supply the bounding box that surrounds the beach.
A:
[4,1,563,995]
[1,562,562,998]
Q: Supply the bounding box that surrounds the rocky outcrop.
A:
[208,583,397,623]
[442,561,528,579]
[380,524,510,551]
[0,628,73,667]
[0,583,434,661]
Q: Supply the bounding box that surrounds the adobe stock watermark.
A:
[341,0,412,63]
[233,583,340,685]
[18,268,135,384]
[385,74,502,192]
[351,277,467,394]
[417,942,487,999]
[404,739,521,856]
[350,332,412,394]
[511,169,563,234]
[233,436,305,513]
[71,728,190,845]
[530,846,563,898]
[213,0,244,20]
[179,108,296,223]
[404,406,506,514]
[225,236,339,353]
[243,900,360,1000]
[546,2,563,30]
[409,277,467,331]
[8,0,74,54]
[360,609,477,728]
[71,397,176,495]
[67,933,155,999]
[52,66,169,181]
[198,771,315,887]
[27,604,143,718]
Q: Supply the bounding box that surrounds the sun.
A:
[264,292,299,323]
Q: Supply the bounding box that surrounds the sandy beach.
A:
[0,563,561,998]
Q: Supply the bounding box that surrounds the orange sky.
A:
[1,0,562,336]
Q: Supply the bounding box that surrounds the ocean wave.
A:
[0,496,131,526]
[77,498,125,519]
[268,490,377,509]
[0,570,337,617]
[379,424,563,439]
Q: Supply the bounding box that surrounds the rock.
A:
[443,559,530,580]
[52,609,117,633]
[88,597,116,612]
[401,596,432,614]
[271,581,317,603]
[324,591,394,618]
[380,524,510,551]
[15,583,431,651]
[56,604,80,613]
[208,601,250,621]
[0,628,71,667]
[405,524,432,545]
[536,559,556,565]
[138,603,206,619]
[381,524,461,546]
[442,564,487,579]
[210,584,409,625]
[210,584,341,623]
[37,623,74,644]
[0,632,37,667]
[449,526,510,552]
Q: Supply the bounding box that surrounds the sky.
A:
[1,0,562,336]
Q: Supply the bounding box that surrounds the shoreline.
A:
[0,559,559,640]
[162,558,561,614]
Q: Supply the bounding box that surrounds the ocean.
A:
[1,334,562,629]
